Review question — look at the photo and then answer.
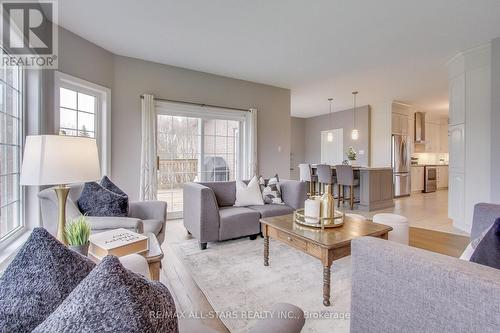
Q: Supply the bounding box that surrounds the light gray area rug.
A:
[171,237,351,332]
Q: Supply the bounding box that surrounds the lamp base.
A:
[54,185,70,245]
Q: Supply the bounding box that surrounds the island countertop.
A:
[309,164,394,211]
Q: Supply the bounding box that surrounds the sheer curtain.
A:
[248,108,258,177]
[139,94,158,200]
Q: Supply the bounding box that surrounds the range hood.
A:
[414,112,426,143]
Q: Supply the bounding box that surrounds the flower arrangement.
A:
[346,147,357,161]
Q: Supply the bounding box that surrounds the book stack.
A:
[88,228,149,260]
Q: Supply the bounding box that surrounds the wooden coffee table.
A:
[260,214,392,306]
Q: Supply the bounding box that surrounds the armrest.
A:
[280,180,307,210]
[183,182,220,242]
[471,202,500,239]
[249,303,305,333]
[128,201,167,222]
[350,237,500,332]
[86,216,144,234]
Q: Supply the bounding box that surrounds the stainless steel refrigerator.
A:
[392,135,411,197]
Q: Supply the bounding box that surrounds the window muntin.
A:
[59,87,96,138]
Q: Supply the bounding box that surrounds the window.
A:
[59,87,96,138]
[155,101,253,218]
[0,48,24,241]
[55,72,111,176]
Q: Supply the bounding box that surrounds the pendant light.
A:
[327,98,334,142]
[351,91,359,141]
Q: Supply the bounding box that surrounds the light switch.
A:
[359,150,365,155]
[278,146,282,152]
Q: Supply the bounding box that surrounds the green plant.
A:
[346,146,357,161]
[65,215,91,246]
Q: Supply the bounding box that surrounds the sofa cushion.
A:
[143,219,163,235]
[33,256,178,333]
[219,207,260,240]
[198,181,236,207]
[0,228,95,333]
[248,204,294,218]
[470,218,500,270]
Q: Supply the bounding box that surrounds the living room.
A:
[1,1,500,332]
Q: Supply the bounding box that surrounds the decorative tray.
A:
[293,209,345,229]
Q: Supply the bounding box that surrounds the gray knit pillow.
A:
[77,178,128,217]
[0,228,95,333]
[33,255,178,333]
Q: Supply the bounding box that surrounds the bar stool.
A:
[316,164,337,196]
[335,165,359,210]
[298,163,317,196]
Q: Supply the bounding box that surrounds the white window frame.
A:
[155,100,252,180]
[54,72,111,176]
[0,48,26,259]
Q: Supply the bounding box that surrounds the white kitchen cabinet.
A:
[448,173,465,223]
[439,123,449,153]
[449,74,465,126]
[410,166,424,192]
[449,124,465,174]
[425,122,440,153]
[392,113,411,136]
[437,166,449,189]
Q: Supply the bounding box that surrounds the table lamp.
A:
[20,135,101,244]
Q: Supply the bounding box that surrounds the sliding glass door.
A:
[156,104,248,218]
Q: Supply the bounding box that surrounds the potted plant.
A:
[65,215,91,256]
[346,146,357,165]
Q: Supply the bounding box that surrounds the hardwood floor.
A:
[161,218,470,333]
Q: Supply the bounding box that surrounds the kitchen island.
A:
[311,165,394,211]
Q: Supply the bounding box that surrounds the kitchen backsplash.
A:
[411,153,449,165]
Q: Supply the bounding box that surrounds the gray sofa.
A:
[38,184,167,244]
[183,179,307,249]
[350,202,500,333]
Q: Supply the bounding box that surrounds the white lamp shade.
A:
[20,135,101,186]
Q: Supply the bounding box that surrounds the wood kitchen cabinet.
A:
[410,166,425,192]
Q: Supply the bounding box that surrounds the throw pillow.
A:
[33,256,178,333]
[0,228,95,333]
[234,176,264,206]
[469,218,500,270]
[460,223,494,261]
[259,174,284,204]
[77,177,129,217]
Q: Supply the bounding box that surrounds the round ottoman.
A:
[372,213,409,245]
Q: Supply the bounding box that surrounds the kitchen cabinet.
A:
[437,166,449,189]
[425,122,440,153]
[439,123,449,153]
[448,173,465,223]
[449,74,465,126]
[410,166,424,192]
[449,124,465,174]
[392,113,411,136]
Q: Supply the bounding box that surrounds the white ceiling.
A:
[58,0,500,117]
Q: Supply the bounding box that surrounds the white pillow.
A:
[234,176,264,206]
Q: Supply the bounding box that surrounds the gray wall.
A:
[302,106,371,166]
[44,27,291,200]
[112,56,291,199]
[290,117,306,180]
[43,27,114,134]
[492,37,500,203]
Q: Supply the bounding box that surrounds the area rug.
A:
[171,237,351,332]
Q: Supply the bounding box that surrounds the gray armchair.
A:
[38,184,167,244]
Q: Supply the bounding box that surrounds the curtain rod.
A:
[140,95,251,112]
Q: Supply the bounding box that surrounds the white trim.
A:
[155,100,254,180]
[54,71,111,177]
